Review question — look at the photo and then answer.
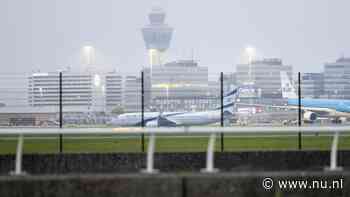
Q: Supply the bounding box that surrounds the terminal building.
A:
[123,75,142,112]
[301,73,324,98]
[236,58,293,99]
[324,57,350,99]
[151,60,208,97]
[28,71,122,112]
[150,60,211,111]
[121,68,152,113]
[28,72,94,107]
[105,73,123,112]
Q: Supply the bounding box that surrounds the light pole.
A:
[166,85,169,111]
[245,46,256,84]
[244,46,256,107]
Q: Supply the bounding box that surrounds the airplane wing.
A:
[237,103,337,115]
[157,115,178,127]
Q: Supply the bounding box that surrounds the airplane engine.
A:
[146,121,158,127]
[339,117,347,123]
[303,111,317,122]
[333,117,347,124]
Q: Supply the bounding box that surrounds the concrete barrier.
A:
[0,174,182,197]
[0,172,348,197]
[185,172,348,197]
[0,151,350,174]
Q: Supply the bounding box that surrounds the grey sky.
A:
[0,0,349,74]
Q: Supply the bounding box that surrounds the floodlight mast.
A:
[244,46,256,85]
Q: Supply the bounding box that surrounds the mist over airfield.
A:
[0,0,349,74]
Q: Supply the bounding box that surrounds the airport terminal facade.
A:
[324,57,350,99]
[236,58,293,99]
[28,72,123,112]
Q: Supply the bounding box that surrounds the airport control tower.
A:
[142,7,173,67]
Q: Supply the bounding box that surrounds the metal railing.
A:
[0,126,348,175]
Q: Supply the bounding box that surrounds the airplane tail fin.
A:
[280,71,297,99]
[215,86,239,114]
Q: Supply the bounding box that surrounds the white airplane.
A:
[108,87,239,127]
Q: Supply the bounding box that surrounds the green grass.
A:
[1,135,350,154]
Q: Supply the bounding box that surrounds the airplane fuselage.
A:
[108,87,238,127]
[166,110,222,126]
[288,98,350,116]
[110,110,225,127]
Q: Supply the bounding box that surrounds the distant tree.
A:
[111,106,124,115]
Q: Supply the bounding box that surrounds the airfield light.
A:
[94,74,101,87]
[81,45,96,66]
[245,46,256,64]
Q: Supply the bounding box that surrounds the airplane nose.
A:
[107,117,120,125]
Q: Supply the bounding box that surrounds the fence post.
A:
[298,72,302,150]
[220,72,224,152]
[325,131,342,171]
[141,133,158,173]
[141,71,145,152]
[59,72,63,153]
[201,133,219,173]
[10,134,24,176]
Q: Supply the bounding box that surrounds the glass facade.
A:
[324,58,350,99]
[237,58,293,98]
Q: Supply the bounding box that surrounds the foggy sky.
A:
[0,0,349,75]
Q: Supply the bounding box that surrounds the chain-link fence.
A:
[1,68,349,153]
